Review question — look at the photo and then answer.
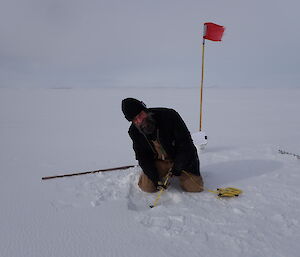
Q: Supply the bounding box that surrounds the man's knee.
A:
[179,171,204,192]
[138,173,157,193]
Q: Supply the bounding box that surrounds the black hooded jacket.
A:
[128,108,200,184]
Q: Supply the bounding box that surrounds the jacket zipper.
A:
[155,130,167,160]
[142,129,167,160]
[141,130,156,155]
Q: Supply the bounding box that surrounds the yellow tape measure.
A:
[208,187,243,198]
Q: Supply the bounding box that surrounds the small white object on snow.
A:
[192,131,208,150]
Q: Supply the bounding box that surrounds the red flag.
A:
[203,22,225,41]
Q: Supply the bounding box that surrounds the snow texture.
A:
[0,87,299,257]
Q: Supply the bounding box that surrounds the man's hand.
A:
[156,180,169,191]
[156,172,172,190]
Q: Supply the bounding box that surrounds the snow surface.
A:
[0,87,300,257]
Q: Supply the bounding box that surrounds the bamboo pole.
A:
[199,38,206,131]
[42,165,135,180]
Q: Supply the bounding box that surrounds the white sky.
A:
[0,0,299,88]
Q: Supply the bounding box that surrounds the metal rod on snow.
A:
[42,165,135,180]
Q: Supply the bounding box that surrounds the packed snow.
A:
[0,87,299,257]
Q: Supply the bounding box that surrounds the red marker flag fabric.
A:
[203,22,225,41]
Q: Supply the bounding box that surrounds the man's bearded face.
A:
[133,111,156,135]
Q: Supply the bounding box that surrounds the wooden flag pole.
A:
[199,38,206,131]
